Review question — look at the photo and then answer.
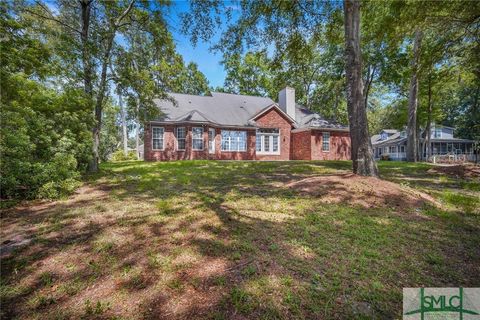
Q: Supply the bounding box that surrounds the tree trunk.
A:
[89,32,115,172]
[364,64,376,109]
[406,29,423,162]
[87,0,135,172]
[135,96,140,160]
[343,0,378,177]
[119,90,128,157]
[425,73,433,161]
[80,0,97,172]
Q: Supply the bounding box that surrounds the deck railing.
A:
[430,153,476,163]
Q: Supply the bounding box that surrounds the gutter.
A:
[147,120,257,130]
[291,127,350,133]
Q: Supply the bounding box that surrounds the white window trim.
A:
[192,127,204,151]
[256,135,280,155]
[256,129,280,155]
[221,130,247,152]
[151,126,165,151]
[176,127,186,151]
[322,132,330,152]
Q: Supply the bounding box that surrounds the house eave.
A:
[292,126,350,133]
[249,103,297,126]
[147,120,256,130]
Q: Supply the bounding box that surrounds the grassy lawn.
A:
[1,160,479,319]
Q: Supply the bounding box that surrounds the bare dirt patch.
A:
[427,163,480,179]
[286,174,438,210]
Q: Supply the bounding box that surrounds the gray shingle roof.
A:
[381,129,399,134]
[153,92,348,130]
[294,104,348,130]
[153,92,275,127]
[372,132,406,146]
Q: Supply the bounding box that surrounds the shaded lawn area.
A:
[1,160,479,319]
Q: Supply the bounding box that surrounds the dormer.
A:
[431,124,454,139]
[379,129,398,141]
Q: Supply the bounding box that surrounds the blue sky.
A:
[165,1,236,89]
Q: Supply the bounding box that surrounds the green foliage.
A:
[184,1,479,137]
[110,150,137,162]
[99,102,121,162]
[0,2,90,199]
[223,51,275,97]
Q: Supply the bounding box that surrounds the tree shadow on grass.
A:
[1,161,479,319]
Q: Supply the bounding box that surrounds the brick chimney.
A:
[278,87,296,121]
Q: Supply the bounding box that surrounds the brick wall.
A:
[310,130,351,160]
[254,107,293,160]
[145,124,210,161]
[291,130,312,160]
[144,120,351,161]
[145,124,256,161]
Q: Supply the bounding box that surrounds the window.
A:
[322,132,330,151]
[221,130,247,152]
[400,145,405,153]
[256,128,280,154]
[434,128,442,138]
[389,146,396,153]
[192,127,204,150]
[176,127,186,150]
[152,127,164,150]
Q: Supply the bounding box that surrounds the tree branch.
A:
[115,0,135,28]
[24,2,81,35]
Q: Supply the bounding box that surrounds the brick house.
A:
[145,87,351,161]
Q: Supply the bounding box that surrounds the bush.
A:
[37,178,82,200]
[110,150,137,162]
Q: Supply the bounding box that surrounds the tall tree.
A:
[182,0,379,174]
[343,0,378,176]
[25,0,168,171]
[223,51,275,97]
[406,29,423,162]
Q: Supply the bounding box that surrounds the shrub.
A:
[110,150,137,162]
[37,178,81,200]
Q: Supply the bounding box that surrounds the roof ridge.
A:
[167,92,213,98]
[211,91,273,99]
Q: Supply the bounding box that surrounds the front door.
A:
[208,128,215,154]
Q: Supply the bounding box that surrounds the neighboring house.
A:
[144,87,351,161]
[371,125,475,161]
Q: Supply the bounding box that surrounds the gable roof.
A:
[371,131,406,146]
[249,104,296,124]
[152,92,349,131]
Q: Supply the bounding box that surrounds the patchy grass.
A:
[1,160,479,319]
